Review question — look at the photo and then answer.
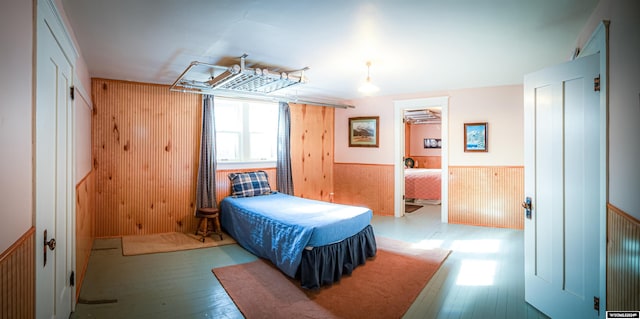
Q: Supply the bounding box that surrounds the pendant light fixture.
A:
[358,61,379,94]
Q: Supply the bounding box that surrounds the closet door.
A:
[523,53,600,318]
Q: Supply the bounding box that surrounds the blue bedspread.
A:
[220,192,373,278]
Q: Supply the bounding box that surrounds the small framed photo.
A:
[464,122,487,152]
[423,138,442,149]
[349,116,379,147]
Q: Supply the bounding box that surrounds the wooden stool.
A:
[195,207,223,242]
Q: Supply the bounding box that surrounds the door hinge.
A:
[594,296,600,314]
[70,86,75,100]
[70,271,75,286]
[594,76,600,92]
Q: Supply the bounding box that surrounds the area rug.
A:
[405,203,423,213]
[122,231,236,256]
[212,237,450,319]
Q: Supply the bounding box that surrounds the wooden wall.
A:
[215,168,277,201]
[75,170,95,300]
[92,79,201,237]
[448,166,524,229]
[405,121,411,156]
[607,203,640,311]
[290,103,334,201]
[0,227,34,319]
[91,79,336,236]
[334,163,394,216]
[409,156,441,169]
[332,164,523,223]
[405,122,440,168]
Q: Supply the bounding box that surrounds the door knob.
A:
[45,237,56,251]
[522,197,532,219]
[44,229,56,250]
[43,229,56,267]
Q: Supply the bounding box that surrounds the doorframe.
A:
[35,0,78,313]
[577,21,609,317]
[393,97,449,220]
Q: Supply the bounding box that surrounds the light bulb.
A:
[358,61,379,95]
[358,78,379,94]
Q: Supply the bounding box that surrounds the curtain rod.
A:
[169,87,355,109]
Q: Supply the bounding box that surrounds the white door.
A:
[523,53,601,318]
[35,12,74,319]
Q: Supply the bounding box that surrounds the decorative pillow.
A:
[228,170,272,198]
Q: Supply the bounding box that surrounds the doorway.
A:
[393,97,449,220]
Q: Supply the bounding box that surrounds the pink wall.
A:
[56,0,93,181]
[448,85,523,166]
[409,123,442,157]
[335,85,524,167]
[0,0,92,252]
[335,96,397,164]
[575,0,640,220]
[0,0,34,251]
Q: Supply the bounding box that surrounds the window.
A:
[214,97,278,164]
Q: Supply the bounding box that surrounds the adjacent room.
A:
[1,1,639,318]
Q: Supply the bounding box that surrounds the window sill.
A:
[217,161,277,170]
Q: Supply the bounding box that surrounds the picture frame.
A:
[464,122,487,152]
[349,116,379,147]
[423,138,442,149]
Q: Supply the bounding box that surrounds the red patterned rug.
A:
[212,237,450,319]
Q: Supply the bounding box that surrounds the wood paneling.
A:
[0,227,35,319]
[607,204,640,311]
[409,156,441,169]
[290,103,334,201]
[334,163,394,216]
[75,170,95,300]
[91,80,336,236]
[405,122,411,156]
[215,168,277,202]
[448,166,524,229]
[92,79,201,237]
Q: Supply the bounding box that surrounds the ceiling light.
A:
[358,61,379,95]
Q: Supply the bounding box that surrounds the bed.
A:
[405,168,442,201]
[219,171,377,289]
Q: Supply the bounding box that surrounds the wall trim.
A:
[333,162,394,167]
[0,226,35,319]
[608,203,639,225]
[448,166,524,229]
[449,165,524,168]
[0,226,35,262]
[607,203,639,312]
[75,169,93,188]
[74,81,92,110]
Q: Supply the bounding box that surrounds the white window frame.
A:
[214,97,278,170]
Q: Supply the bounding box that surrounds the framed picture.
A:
[349,116,379,147]
[464,122,487,152]
[424,138,442,149]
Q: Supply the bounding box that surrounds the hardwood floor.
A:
[71,205,548,319]
[374,205,548,319]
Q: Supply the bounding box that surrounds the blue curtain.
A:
[276,101,294,195]
[195,95,217,211]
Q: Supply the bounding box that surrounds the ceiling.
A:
[61,0,598,104]
[404,108,441,125]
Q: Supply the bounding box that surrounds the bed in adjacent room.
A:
[405,168,442,201]
[219,171,377,289]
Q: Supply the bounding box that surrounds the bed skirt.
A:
[298,224,377,289]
